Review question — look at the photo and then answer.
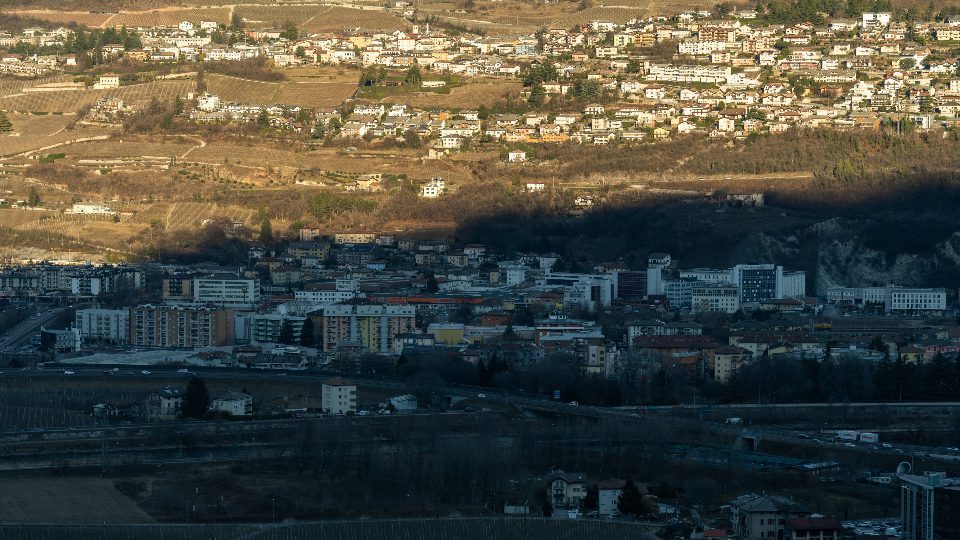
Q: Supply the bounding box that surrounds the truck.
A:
[837,430,859,441]
[859,432,879,443]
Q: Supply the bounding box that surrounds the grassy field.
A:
[0,478,154,524]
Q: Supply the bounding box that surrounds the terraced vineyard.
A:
[129,201,256,230]
[2,10,116,27]
[0,80,192,114]
[297,6,410,32]
[110,7,233,27]
[205,74,356,108]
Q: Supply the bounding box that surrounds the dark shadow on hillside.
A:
[454,171,960,287]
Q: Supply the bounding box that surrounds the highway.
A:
[3,363,960,468]
[0,305,70,351]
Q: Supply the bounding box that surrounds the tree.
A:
[405,64,422,86]
[542,500,553,517]
[195,65,207,94]
[425,274,439,293]
[27,187,41,207]
[617,479,644,516]
[173,95,184,116]
[0,111,12,133]
[259,218,273,244]
[278,320,296,345]
[182,377,210,418]
[582,485,599,510]
[528,83,546,108]
[403,128,421,148]
[257,109,270,128]
[300,316,315,347]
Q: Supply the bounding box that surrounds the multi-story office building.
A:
[75,308,130,345]
[317,304,415,353]
[130,304,235,348]
[731,264,783,303]
[827,286,947,314]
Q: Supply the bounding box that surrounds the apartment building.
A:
[193,275,260,308]
[130,304,235,348]
[321,379,358,414]
[691,282,741,313]
[317,304,416,353]
[75,308,130,345]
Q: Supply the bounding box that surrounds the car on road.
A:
[568,401,579,406]
[141,370,152,375]
[103,370,114,375]
[177,368,189,373]
[63,370,75,375]
[477,393,486,398]
[844,442,856,448]
[881,443,893,449]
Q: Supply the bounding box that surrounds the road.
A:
[0,306,70,351]
[4,363,960,467]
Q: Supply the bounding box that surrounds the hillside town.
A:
[4,7,960,146]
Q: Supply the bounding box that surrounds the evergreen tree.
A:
[926,352,951,400]
[0,111,12,133]
[257,207,272,244]
[527,83,546,108]
[278,320,296,345]
[300,317,315,347]
[874,349,895,400]
[28,187,41,207]
[582,485,598,510]
[542,500,553,517]
[425,274,439,293]
[404,64,422,86]
[617,479,644,516]
[182,377,210,418]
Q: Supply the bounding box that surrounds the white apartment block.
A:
[321,380,358,415]
[75,308,130,345]
[193,276,260,308]
[646,64,731,83]
[691,283,741,313]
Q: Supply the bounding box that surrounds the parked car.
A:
[141,370,152,375]
[63,370,75,375]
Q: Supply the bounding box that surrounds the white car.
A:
[63,370,75,375]
[177,368,189,374]
[141,370,152,375]
[477,393,486,398]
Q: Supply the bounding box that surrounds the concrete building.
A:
[691,283,740,313]
[317,304,415,353]
[211,392,253,416]
[597,478,626,516]
[321,379,357,415]
[731,264,783,303]
[193,275,260,308]
[130,304,235,348]
[249,313,305,344]
[729,494,807,540]
[75,308,130,345]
